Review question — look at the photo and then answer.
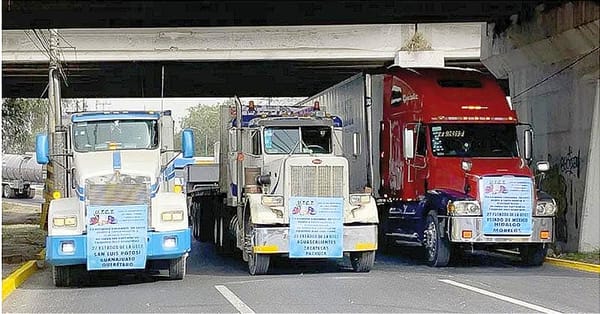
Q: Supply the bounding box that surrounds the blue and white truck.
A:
[36,110,195,286]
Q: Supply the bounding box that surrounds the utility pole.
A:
[42,29,68,230]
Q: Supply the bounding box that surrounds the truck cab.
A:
[193,102,379,275]
[36,110,195,286]
[378,68,556,266]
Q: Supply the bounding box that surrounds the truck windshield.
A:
[264,126,332,154]
[73,120,159,152]
[430,124,518,157]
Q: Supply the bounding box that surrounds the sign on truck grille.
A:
[480,176,533,235]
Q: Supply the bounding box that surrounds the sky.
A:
[77,97,306,129]
[81,97,226,127]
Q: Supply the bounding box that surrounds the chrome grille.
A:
[86,183,149,206]
[290,165,344,197]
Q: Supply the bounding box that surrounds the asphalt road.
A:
[3,241,599,313]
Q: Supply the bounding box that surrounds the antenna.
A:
[161,65,165,112]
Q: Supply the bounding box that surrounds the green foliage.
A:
[176,102,226,157]
[2,98,48,154]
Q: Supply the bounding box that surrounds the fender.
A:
[246,194,285,225]
[48,197,85,236]
[425,189,475,216]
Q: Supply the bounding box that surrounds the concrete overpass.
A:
[1,0,598,252]
[2,23,483,97]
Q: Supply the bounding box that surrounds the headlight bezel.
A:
[161,210,185,222]
[261,195,284,207]
[349,194,372,206]
[535,199,557,216]
[53,216,78,227]
[447,200,481,216]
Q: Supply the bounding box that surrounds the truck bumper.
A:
[253,224,378,254]
[45,228,191,266]
[449,217,554,243]
[147,228,191,260]
[46,235,87,266]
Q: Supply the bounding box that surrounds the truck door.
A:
[402,123,428,200]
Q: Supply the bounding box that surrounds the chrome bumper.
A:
[449,217,554,243]
[253,224,378,254]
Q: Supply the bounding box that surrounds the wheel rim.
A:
[3,185,10,197]
[425,219,437,259]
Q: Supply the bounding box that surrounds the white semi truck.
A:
[36,110,195,286]
[186,99,379,275]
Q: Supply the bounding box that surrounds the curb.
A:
[2,249,45,302]
[545,257,600,274]
[2,261,38,301]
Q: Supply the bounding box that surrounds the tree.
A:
[176,102,224,156]
[2,98,48,154]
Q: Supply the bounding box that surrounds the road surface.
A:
[3,241,599,313]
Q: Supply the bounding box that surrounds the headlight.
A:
[536,200,557,216]
[350,194,371,206]
[261,195,284,207]
[447,201,481,216]
[161,210,185,222]
[53,216,77,227]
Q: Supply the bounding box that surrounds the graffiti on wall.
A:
[559,146,581,178]
[543,146,584,246]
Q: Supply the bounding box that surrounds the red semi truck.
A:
[295,67,556,266]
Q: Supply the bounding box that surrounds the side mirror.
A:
[35,133,50,165]
[181,129,195,158]
[352,132,361,156]
[403,128,415,159]
[524,129,533,162]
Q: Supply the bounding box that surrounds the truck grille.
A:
[86,183,149,206]
[290,165,344,197]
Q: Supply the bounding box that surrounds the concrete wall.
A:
[482,2,599,252]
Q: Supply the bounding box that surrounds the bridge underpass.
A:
[1,0,598,253]
[2,23,482,97]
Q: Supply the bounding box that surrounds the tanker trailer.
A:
[2,154,43,198]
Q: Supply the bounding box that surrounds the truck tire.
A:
[26,188,35,199]
[520,244,547,266]
[169,255,186,280]
[248,252,270,275]
[245,221,270,275]
[350,250,375,272]
[3,184,15,198]
[53,266,73,287]
[424,211,450,267]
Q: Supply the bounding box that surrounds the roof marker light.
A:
[461,105,488,110]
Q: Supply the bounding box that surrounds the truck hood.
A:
[430,157,533,199]
[73,149,161,185]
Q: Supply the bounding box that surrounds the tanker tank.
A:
[2,153,43,198]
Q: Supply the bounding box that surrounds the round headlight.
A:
[544,202,557,215]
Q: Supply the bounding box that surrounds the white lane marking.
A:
[215,285,255,314]
[439,279,562,314]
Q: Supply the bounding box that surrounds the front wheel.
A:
[520,244,547,266]
[169,255,187,280]
[248,252,270,275]
[350,251,375,272]
[53,265,75,287]
[423,211,450,267]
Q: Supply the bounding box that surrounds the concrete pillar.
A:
[579,79,600,252]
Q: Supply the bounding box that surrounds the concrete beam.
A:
[3,23,481,63]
